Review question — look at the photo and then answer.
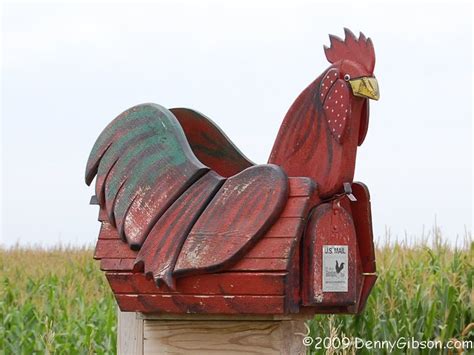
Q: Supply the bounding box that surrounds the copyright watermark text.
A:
[295,325,473,351]
[299,335,473,351]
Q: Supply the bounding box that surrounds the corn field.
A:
[1,229,472,354]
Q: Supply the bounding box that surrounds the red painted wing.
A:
[85,103,209,248]
[86,104,290,286]
[134,171,225,288]
[173,164,289,277]
[170,108,254,177]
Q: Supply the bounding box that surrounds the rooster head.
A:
[319,28,378,144]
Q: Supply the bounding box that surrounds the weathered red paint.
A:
[86,29,379,315]
[100,257,290,273]
[350,182,376,274]
[134,170,225,288]
[301,201,361,307]
[268,29,377,199]
[170,108,254,177]
[106,272,286,295]
[120,162,207,248]
[94,239,137,259]
[173,165,289,277]
[350,182,377,312]
[227,258,289,272]
[100,258,135,271]
[93,176,314,314]
[115,294,286,314]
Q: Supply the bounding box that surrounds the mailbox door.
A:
[302,201,362,308]
[301,182,377,314]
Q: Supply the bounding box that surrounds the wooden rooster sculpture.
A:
[270,28,378,197]
[86,29,379,315]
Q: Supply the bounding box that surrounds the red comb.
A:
[324,28,375,72]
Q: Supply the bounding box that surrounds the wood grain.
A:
[134,171,224,288]
[93,176,318,314]
[228,258,289,272]
[287,177,315,197]
[143,319,306,354]
[106,272,287,295]
[115,294,286,314]
[139,313,312,321]
[350,182,376,273]
[95,173,316,315]
[86,30,380,319]
[85,103,210,249]
[174,165,289,277]
[268,31,376,198]
[349,182,377,312]
[244,238,294,259]
[170,107,254,177]
[302,201,360,307]
[278,198,312,218]
[94,239,137,259]
[96,218,305,260]
[117,308,143,355]
[100,257,290,273]
[98,221,120,239]
[100,258,136,271]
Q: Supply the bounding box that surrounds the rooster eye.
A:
[344,74,351,81]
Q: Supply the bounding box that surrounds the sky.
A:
[1,1,472,247]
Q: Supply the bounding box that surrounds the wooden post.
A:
[117,310,309,355]
[117,308,144,354]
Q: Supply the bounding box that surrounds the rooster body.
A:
[269,28,378,197]
[86,29,378,289]
[335,260,345,274]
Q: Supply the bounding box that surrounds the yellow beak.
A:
[349,77,380,100]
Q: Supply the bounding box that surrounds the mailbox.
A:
[86,28,378,318]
